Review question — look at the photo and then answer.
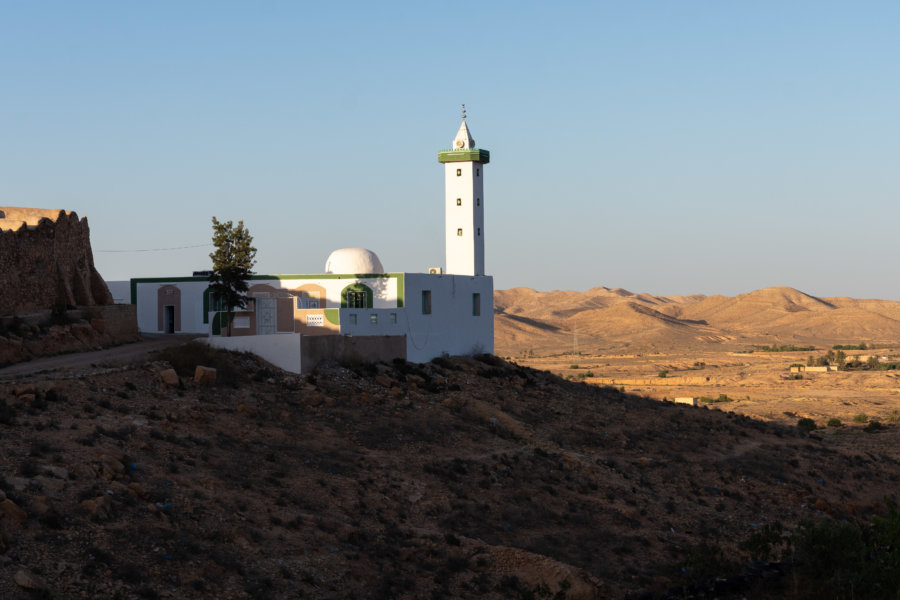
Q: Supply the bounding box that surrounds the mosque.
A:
[123,111,494,372]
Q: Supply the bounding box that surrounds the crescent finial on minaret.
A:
[461,104,466,119]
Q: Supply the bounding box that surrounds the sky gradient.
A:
[2,2,899,299]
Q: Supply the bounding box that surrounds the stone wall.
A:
[0,305,140,367]
[0,207,113,313]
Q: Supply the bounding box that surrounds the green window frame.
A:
[340,283,373,308]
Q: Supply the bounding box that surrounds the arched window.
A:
[341,283,374,308]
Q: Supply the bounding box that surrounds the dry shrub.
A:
[152,341,245,386]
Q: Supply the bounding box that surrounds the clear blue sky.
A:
[2,2,899,299]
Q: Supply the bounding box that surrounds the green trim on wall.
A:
[341,283,373,308]
[202,288,211,324]
[396,273,404,308]
[437,149,490,164]
[324,308,340,325]
[211,312,222,336]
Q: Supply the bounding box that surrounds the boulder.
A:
[14,569,45,591]
[194,365,217,386]
[159,368,180,387]
[375,374,396,388]
[0,498,28,524]
[79,495,112,520]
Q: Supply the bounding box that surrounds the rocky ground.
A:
[1,344,899,599]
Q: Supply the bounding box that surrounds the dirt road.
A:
[0,334,201,380]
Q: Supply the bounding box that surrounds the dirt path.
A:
[0,334,200,380]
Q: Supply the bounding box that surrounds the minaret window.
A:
[456,169,462,176]
[472,293,481,316]
[476,168,480,176]
[477,228,481,236]
[457,228,463,236]
[476,198,480,206]
[421,291,432,315]
[456,198,462,206]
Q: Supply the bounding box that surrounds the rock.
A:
[70,322,97,342]
[14,569,45,591]
[12,385,35,396]
[375,374,396,388]
[159,368,180,387]
[128,482,149,500]
[194,365,217,385]
[44,465,69,479]
[4,476,29,492]
[17,393,36,403]
[29,495,53,516]
[80,495,112,520]
[407,374,426,386]
[0,499,28,524]
[90,318,106,334]
[93,452,125,479]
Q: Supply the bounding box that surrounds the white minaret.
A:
[438,105,490,276]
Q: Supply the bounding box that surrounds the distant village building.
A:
[673,397,699,407]
[790,365,839,373]
[117,111,494,372]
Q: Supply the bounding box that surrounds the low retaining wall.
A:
[204,333,407,375]
[205,333,302,374]
[97,304,139,342]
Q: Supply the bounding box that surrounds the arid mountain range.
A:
[495,286,900,356]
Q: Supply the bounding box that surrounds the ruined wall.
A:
[0,207,113,313]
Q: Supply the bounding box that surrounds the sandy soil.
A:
[518,347,900,428]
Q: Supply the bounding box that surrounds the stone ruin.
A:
[0,207,113,313]
[0,207,139,366]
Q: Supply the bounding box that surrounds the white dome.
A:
[324,248,384,274]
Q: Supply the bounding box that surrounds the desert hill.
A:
[495,285,900,356]
[2,345,900,599]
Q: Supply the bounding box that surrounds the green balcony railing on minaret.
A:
[437,148,490,164]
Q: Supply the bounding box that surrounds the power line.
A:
[96,243,212,253]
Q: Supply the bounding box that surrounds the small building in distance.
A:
[790,365,839,373]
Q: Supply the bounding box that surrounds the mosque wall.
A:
[123,272,494,365]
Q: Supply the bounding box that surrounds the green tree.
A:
[209,217,257,336]
[835,349,846,368]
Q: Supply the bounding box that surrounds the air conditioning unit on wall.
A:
[428,267,443,275]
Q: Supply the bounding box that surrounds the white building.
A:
[122,112,494,372]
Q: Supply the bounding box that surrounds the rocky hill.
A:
[495,285,900,356]
[1,344,899,599]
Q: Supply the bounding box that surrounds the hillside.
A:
[495,285,900,357]
[2,344,900,599]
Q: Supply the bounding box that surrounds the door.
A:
[164,306,175,334]
[258,298,276,335]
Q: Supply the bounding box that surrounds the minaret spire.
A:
[438,109,490,276]
[452,107,476,150]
